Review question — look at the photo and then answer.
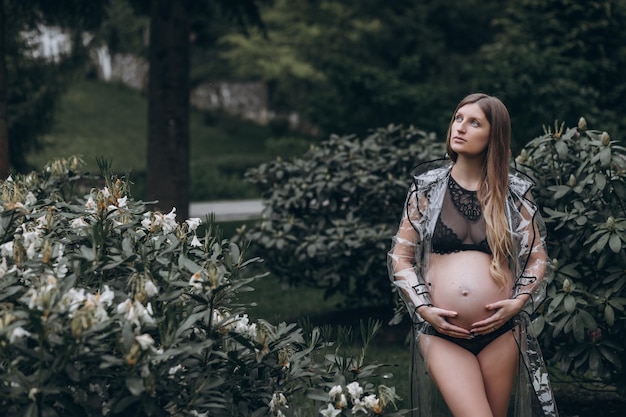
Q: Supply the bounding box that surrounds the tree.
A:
[146,0,191,220]
[127,0,267,221]
[472,0,626,149]
[0,0,8,178]
[219,0,501,137]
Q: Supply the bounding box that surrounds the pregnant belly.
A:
[428,251,512,330]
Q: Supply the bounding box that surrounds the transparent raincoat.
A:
[387,159,559,417]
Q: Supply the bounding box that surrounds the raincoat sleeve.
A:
[511,188,552,315]
[388,184,432,322]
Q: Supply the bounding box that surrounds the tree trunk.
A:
[0,0,9,179]
[146,0,190,220]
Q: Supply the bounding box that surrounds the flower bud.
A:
[568,174,577,188]
[606,216,616,232]
[563,278,572,293]
[551,258,559,268]
[577,117,587,131]
[601,131,611,146]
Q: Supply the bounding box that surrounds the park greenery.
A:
[0,157,404,416]
[2,0,626,415]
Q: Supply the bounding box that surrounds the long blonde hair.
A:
[445,93,513,289]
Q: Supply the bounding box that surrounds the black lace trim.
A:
[448,175,482,221]
[433,217,462,248]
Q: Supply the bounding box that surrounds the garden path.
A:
[189,199,263,222]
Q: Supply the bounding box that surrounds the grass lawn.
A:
[25,77,311,200]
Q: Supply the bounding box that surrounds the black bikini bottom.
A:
[430,320,515,355]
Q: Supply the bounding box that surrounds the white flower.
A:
[269,392,288,414]
[212,309,225,324]
[346,382,363,401]
[188,270,204,291]
[135,334,155,350]
[320,403,342,417]
[185,218,202,231]
[99,285,115,307]
[141,215,152,230]
[190,235,202,248]
[351,399,368,414]
[0,257,8,277]
[337,394,347,408]
[232,314,257,339]
[117,299,155,328]
[85,196,97,213]
[362,395,379,410]
[55,262,69,279]
[117,196,128,208]
[144,280,159,298]
[0,241,12,257]
[62,288,87,313]
[161,208,178,234]
[168,364,183,375]
[329,385,343,400]
[28,387,39,401]
[101,187,111,198]
[9,327,31,344]
[25,192,37,206]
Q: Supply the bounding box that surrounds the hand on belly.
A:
[438,286,499,330]
[430,274,509,329]
[428,252,513,330]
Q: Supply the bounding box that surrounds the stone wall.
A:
[27,26,306,131]
[91,46,283,126]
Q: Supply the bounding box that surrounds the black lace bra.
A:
[431,175,492,255]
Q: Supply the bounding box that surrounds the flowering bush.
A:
[517,119,626,392]
[0,158,404,417]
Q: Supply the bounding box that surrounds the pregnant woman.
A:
[388,93,559,417]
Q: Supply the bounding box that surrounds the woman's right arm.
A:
[387,185,433,322]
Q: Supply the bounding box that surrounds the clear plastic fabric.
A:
[388,159,559,417]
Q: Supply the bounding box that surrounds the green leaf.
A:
[589,348,602,372]
[550,185,571,199]
[125,376,145,395]
[564,295,577,313]
[608,233,622,253]
[555,140,569,157]
[593,233,610,253]
[604,304,615,326]
[599,147,611,167]
[598,346,622,368]
[572,314,585,342]
[547,293,565,315]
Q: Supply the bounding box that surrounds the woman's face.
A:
[449,102,491,159]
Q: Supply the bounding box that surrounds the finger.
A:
[445,324,471,336]
[485,301,505,310]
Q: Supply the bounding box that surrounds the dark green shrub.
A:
[244,125,444,305]
[517,120,626,392]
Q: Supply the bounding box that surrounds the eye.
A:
[455,115,463,122]
[470,119,480,127]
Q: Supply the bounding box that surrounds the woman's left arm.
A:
[511,190,551,314]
